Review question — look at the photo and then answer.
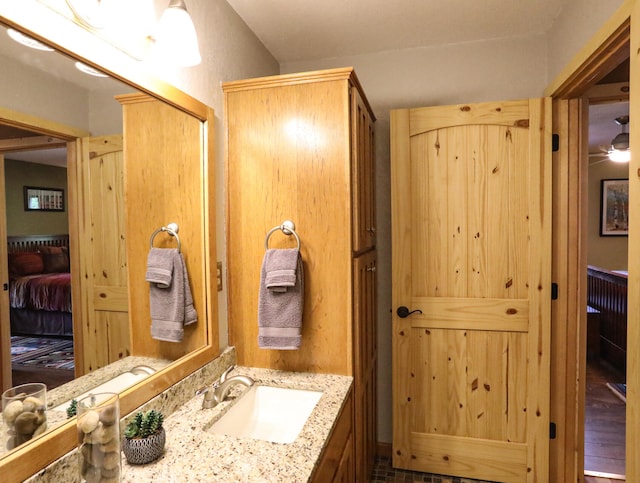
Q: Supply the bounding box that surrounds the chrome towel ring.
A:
[150,222,181,252]
[264,220,301,250]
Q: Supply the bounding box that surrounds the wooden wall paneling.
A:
[225,76,353,374]
[119,93,208,360]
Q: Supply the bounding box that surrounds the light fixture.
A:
[74,61,109,77]
[152,0,201,67]
[7,28,54,52]
[65,0,110,29]
[608,115,631,163]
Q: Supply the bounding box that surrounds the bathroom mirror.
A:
[0,7,219,481]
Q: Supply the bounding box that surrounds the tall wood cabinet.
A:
[224,67,377,481]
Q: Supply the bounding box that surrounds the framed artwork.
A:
[23,186,65,212]
[600,178,628,236]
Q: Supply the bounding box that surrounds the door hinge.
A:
[550,422,557,439]
[552,133,559,152]
[551,282,558,300]
[2,283,7,291]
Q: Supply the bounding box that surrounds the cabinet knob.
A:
[366,226,376,233]
[366,265,376,272]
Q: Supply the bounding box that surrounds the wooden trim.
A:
[627,2,640,480]
[376,441,392,458]
[550,98,588,483]
[0,8,209,122]
[0,106,90,140]
[222,66,376,121]
[0,155,10,392]
[545,0,632,98]
[545,3,631,481]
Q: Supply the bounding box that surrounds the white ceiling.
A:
[0,2,630,166]
[225,0,629,160]
[225,0,570,63]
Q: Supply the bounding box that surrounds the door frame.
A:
[0,106,89,391]
[544,2,634,481]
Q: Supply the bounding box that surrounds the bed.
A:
[587,265,627,376]
[7,234,72,337]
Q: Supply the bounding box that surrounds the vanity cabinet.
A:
[224,67,376,482]
[312,389,354,482]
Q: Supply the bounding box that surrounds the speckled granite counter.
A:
[121,366,352,482]
[0,356,170,458]
[23,348,352,482]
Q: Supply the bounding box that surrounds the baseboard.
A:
[376,442,392,458]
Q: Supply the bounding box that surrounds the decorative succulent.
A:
[124,410,164,439]
[66,399,77,419]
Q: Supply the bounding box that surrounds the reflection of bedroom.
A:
[4,156,73,390]
[584,96,629,478]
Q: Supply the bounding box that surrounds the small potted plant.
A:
[122,409,165,465]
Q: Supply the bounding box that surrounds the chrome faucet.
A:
[201,365,254,409]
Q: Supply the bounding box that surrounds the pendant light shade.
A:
[608,115,630,163]
[154,0,201,67]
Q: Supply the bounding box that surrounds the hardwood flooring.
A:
[585,359,626,479]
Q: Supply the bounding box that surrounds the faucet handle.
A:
[219,365,235,384]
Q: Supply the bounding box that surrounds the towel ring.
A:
[150,222,181,252]
[264,220,301,250]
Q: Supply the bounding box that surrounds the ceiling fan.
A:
[589,115,630,165]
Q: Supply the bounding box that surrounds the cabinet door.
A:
[353,250,377,481]
[351,87,376,254]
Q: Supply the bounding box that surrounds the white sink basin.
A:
[52,366,155,412]
[207,385,322,444]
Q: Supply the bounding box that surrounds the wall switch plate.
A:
[217,261,223,292]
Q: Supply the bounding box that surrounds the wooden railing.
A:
[7,234,69,253]
[587,265,628,376]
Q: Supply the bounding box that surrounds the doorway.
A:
[0,111,84,393]
[545,8,632,483]
[584,78,628,478]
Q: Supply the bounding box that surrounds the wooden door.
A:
[0,154,10,390]
[73,135,129,374]
[391,98,552,483]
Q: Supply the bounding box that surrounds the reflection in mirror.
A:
[0,18,216,467]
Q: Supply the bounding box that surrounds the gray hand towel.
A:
[146,248,197,342]
[258,248,304,349]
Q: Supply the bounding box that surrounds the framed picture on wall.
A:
[23,186,65,212]
[600,178,628,236]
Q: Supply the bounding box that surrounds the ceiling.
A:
[225,0,570,64]
[0,2,630,166]
[226,0,629,162]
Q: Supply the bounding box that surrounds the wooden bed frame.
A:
[7,234,69,253]
[587,265,628,377]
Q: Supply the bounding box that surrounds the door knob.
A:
[396,306,423,318]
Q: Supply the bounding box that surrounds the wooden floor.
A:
[585,359,626,480]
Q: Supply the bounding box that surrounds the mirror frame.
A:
[0,6,218,481]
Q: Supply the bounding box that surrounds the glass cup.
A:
[2,382,47,452]
[77,392,121,482]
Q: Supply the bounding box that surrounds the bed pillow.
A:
[38,245,70,273]
[8,252,44,277]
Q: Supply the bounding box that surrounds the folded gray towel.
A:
[146,248,197,342]
[263,248,299,292]
[258,248,304,349]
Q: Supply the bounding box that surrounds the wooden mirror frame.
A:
[0,6,218,481]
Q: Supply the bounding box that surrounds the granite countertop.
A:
[121,366,353,482]
[0,356,170,458]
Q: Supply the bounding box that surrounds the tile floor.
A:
[372,456,494,483]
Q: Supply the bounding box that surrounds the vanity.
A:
[24,348,353,482]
